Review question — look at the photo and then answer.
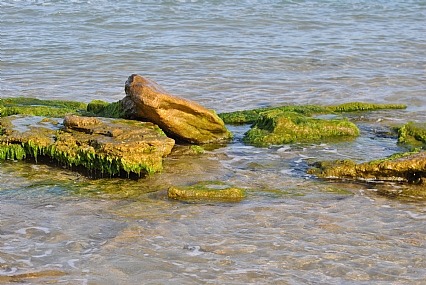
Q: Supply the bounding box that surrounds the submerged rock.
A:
[121,74,232,144]
[0,97,87,118]
[396,122,426,149]
[308,151,426,185]
[168,181,246,201]
[0,115,175,176]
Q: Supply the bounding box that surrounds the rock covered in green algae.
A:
[121,74,233,144]
[308,151,426,185]
[0,97,87,118]
[243,110,359,147]
[168,181,246,201]
[217,102,406,147]
[86,100,126,118]
[396,122,426,149]
[0,115,175,176]
[218,102,406,125]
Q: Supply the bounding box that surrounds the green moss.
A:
[243,111,359,147]
[0,97,87,118]
[327,102,406,112]
[168,181,246,201]
[86,100,126,118]
[396,122,426,149]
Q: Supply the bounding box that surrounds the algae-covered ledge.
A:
[0,114,175,177]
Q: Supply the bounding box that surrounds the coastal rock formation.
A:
[0,115,175,176]
[308,151,426,185]
[121,74,232,144]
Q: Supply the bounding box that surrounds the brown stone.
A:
[121,74,232,144]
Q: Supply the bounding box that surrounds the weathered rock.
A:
[168,181,246,201]
[121,74,232,144]
[308,151,426,185]
[0,115,175,176]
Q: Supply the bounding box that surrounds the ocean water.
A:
[1,0,426,284]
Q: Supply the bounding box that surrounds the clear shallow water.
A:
[1,0,426,284]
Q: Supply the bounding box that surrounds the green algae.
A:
[218,102,406,125]
[86,100,126,118]
[327,102,406,112]
[219,105,330,124]
[168,181,246,201]
[0,97,87,118]
[243,111,359,147]
[396,122,426,149]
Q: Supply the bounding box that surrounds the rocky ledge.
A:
[0,115,175,176]
[308,151,426,185]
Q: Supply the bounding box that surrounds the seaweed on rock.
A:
[243,111,359,147]
[0,115,175,177]
[307,150,426,185]
[0,97,87,118]
[168,181,246,201]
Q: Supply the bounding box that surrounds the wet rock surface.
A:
[308,151,426,186]
[121,74,232,144]
[0,115,175,176]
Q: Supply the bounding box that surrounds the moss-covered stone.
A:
[0,97,87,118]
[308,150,426,185]
[396,122,426,149]
[243,110,360,147]
[168,181,246,201]
[86,100,126,118]
[0,115,175,177]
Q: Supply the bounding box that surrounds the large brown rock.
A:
[121,74,232,144]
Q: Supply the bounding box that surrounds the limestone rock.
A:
[121,74,232,144]
[0,115,175,176]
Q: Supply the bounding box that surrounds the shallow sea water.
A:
[1,0,426,284]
